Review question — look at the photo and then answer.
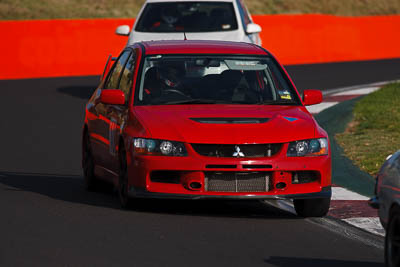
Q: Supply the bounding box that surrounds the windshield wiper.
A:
[163,99,229,105]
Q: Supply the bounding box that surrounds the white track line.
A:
[306,102,338,114]
[264,199,295,214]
[342,217,385,236]
[332,87,380,96]
[331,187,370,201]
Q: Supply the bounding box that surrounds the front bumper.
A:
[126,143,331,199]
[128,186,332,200]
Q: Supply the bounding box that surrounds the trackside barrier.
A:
[1,15,400,80]
[253,15,400,65]
[0,18,134,80]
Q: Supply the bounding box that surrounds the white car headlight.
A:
[133,138,187,157]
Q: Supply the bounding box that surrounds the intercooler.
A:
[205,171,271,192]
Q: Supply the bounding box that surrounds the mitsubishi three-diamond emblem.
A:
[233,145,245,157]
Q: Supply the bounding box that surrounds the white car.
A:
[116,0,262,46]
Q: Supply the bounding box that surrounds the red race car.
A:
[82,40,331,217]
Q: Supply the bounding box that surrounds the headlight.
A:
[133,138,187,156]
[287,138,328,157]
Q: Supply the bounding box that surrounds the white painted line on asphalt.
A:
[306,102,338,114]
[331,187,370,201]
[310,217,384,250]
[263,200,295,214]
[332,87,380,96]
[322,80,395,96]
[264,199,385,241]
[342,217,385,236]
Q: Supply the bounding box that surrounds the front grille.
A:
[190,117,269,124]
[205,172,271,192]
[242,164,272,169]
[206,164,237,169]
[191,143,282,158]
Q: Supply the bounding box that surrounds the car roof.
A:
[137,40,268,56]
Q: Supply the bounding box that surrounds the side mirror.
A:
[303,89,322,106]
[246,23,262,34]
[368,196,380,209]
[100,90,125,105]
[116,25,130,36]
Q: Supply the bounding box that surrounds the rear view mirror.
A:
[303,89,322,106]
[116,25,130,36]
[100,90,125,105]
[194,58,220,67]
[246,23,262,34]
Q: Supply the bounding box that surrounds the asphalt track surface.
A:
[1,58,399,266]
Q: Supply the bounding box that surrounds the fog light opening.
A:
[293,173,299,184]
[276,182,287,189]
[292,171,319,184]
[189,181,202,191]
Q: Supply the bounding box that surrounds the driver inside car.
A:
[150,7,182,32]
[142,64,186,103]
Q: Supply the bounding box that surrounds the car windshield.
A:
[135,2,238,32]
[135,55,301,106]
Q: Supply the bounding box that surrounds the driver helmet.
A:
[161,7,178,25]
[158,63,185,89]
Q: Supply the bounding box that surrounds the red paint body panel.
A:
[133,105,320,143]
[83,40,331,200]
[142,40,267,55]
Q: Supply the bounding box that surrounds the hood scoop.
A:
[190,117,270,124]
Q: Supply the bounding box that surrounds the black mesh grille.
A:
[190,118,269,124]
[191,143,282,158]
[205,172,271,192]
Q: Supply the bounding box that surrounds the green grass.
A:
[336,82,400,176]
[0,0,145,20]
[1,0,400,20]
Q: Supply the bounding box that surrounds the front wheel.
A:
[385,206,400,267]
[293,198,330,217]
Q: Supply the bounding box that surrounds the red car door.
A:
[106,50,138,175]
[90,50,132,178]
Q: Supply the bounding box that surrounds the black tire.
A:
[118,143,133,209]
[82,132,99,191]
[385,205,400,267]
[293,197,331,217]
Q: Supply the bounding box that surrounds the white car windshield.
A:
[135,2,238,32]
[135,55,301,106]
